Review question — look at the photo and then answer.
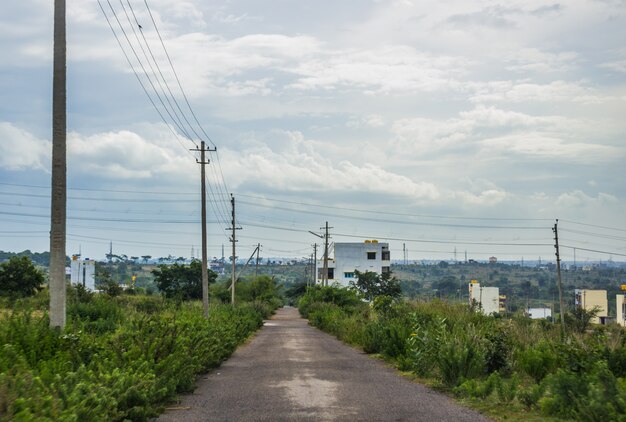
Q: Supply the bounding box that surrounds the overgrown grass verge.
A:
[299,286,626,421]
[0,292,276,421]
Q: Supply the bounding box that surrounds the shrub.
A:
[517,383,545,409]
[516,342,558,383]
[437,329,485,387]
[0,298,267,421]
[0,256,44,299]
[539,362,626,420]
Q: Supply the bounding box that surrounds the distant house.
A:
[527,308,552,320]
[70,256,95,290]
[468,281,500,315]
[575,289,608,324]
[315,241,390,287]
[489,256,498,264]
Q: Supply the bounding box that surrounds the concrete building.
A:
[574,289,608,324]
[468,281,500,315]
[70,257,95,290]
[527,308,552,320]
[315,240,390,287]
[617,295,626,327]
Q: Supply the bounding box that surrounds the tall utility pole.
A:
[229,195,240,305]
[312,243,318,286]
[255,243,260,280]
[553,219,566,329]
[322,222,332,287]
[50,0,67,329]
[191,141,215,318]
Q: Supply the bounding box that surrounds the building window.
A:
[382,266,390,274]
[328,268,334,280]
[367,252,376,260]
[344,272,355,279]
[381,251,390,260]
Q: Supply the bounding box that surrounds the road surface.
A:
[159,307,491,422]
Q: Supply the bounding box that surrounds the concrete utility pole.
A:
[553,220,566,330]
[255,243,260,280]
[191,141,215,318]
[312,243,318,286]
[50,0,67,329]
[322,222,332,287]
[229,195,240,305]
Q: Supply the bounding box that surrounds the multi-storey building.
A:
[315,240,390,287]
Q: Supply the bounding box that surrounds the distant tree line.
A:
[0,250,54,267]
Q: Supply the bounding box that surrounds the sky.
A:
[0,0,625,264]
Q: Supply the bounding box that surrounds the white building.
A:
[527,307,552,320]
[70,257,96,290]
[468,282,500,315]
[617,295,626,327]
[315,240,390,287]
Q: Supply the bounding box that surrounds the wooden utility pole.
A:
[50,0,67,329]
[553,219,566,330]
[191,141,215,318]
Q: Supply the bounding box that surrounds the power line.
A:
[237,193,553,222]
[239,199,551,230]
[97,0,197,158]
[560,219,626,233]
[560,244,626,258]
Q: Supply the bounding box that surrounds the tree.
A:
[351,270,401,301]
[141,255,152,264]
[152,260,217,300]
[0,256,44,298]
[565,306,601,334]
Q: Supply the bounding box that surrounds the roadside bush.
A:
[437,326,485,387]
[516,341,558,383]
[0,298,268,421]
[539,362,626,421]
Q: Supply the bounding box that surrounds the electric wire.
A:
[98,0,197,159]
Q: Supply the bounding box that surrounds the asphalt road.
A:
[158,307,491,422]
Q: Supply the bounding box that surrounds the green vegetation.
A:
[0,256,44,299]
[299,285,626,421]
[0,262,283,421]
[152,260,215,300]
[350,270,401,301]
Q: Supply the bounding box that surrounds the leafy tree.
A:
[152,260,217,300]
[0,256,44,298]
[237,276,281,303]
[351,270,401,301]
[565,305,601,334]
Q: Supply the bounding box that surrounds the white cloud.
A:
[220,131,440,200]
[67,128,193,180]
[455,189,508,206]
[286,45,464,94]
[469,80,603,104]
[600,60,626,74]
[481,134,621,161]
[0,122,50,171]
[556,190,618,208]
[505,48,579,73]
